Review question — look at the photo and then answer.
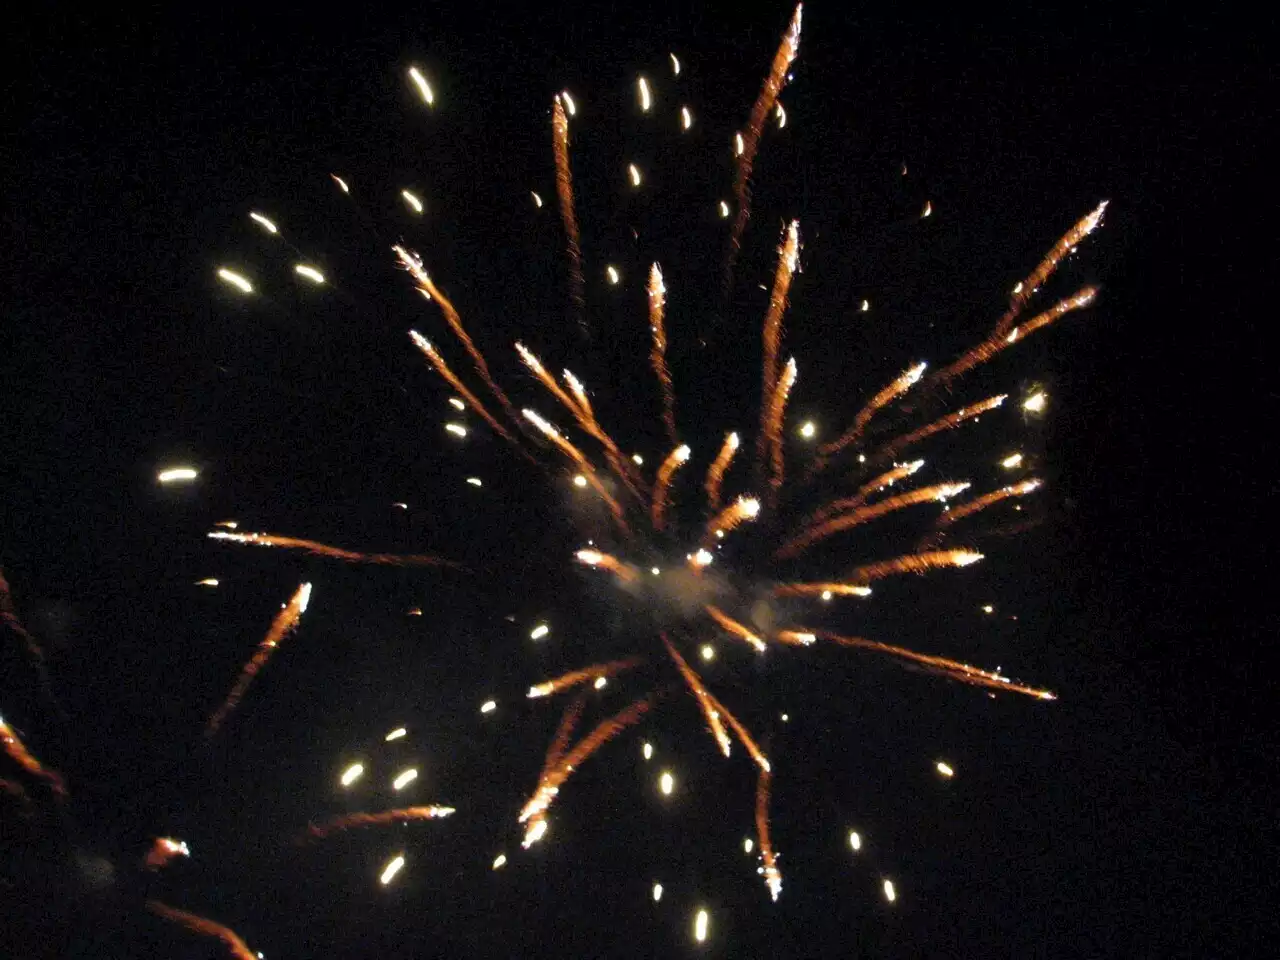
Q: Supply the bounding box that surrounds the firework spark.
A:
[552,97,586,334]
[704,605,767,654]
[650,444,691,531]
[408,331,525,453]
[775,482,971,559]
[527,658,643,699]
[0,715,67,800]
[757,222,801,470]
[648,264,678,448]
[142,836,191,871]
[754,769,782,900]
[146,901,257,960]
[207,530,456,568]
[298,806,456,843]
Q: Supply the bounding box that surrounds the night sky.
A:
[3,4,1270,958]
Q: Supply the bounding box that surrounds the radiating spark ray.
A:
[146,901,257,960]
[704,431,740,513]
[805,460,926,527]
[527,658,642,699]
[703,496,760,546]
[0,716,67,799]
[407,330,527,455]
[755,769,783,900]
[575,549,641,583]
[872,395,1008,465]
[704,605,766,654]
[815,361,927,469]
[208,529,456,567]
[662,634,731,757]
[552,98,586,335]
[216,269,252,294]
[648,264,678,448]
[764,357,798,504]
[249,212,278,234]
[407,66,434,105]
[757,222,801,471]
[651,443,690,530]
[776,482,971,559]
[523,408,628,529]
[299,806,455,844]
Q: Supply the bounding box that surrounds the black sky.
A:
[2,4,1272,958]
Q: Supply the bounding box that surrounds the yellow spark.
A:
[642,742,654,760]
[936,760,955,778]
[531,623,550,640]
[573,473,588,488]
[734,131,744,156]
[781,713,789,722]
[196,578,219,587]
[1013,281,1024,294]
[775,102,787,128]
[214,520,238,529]
[982,605,994,614]
[1001,453,1024,469]
[531,191,543,208]
[1023,391,1047,412]
[379,854,405,885]
[294,264,325,285]
[718,200,730,218]
[448,397,466,411]
[593,676,608,691]
[638,75,652,112]
[330,174,350,194]
[523,818,549,847]
[480,699,497,714]
[249,212,278,234]
[628,164,642,187]
[385,727,407,742]
[883,879,897,902]
[392,768,419,791]
[669,53,681,75]
[922,200,933,218]
[407,607,422,616]
[339,763,364,787]
[652,881,664,901]
[848,830,862,851]
[407,66,434,105]
[401,190,424,214]
[466,477,482,487]
[694,908,709,943]
[681,106,693,130]
[659,771,674,796]
[692,548,714,567]
[860,299,870,312]
[650,567,660,576]
[157,467,198,484]
[559,90,576,116]
[217,269,252,294]
[714,530,724,539]
[743,837,754,853]
[799,420,816,439]
[445,423,467,438]
[492,853,507,870]
[607,265,620,284]
[820,590,833,602]
[632,453,644,466]
[700,645,715,662]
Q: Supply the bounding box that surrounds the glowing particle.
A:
[733,132,744,156]
[401,190,424,214]
[775,102,787,128]
[392,768,419,791]
[718,200,730,218]
[628,164,642,187]
[681,106,693,130]
[883,879,897,902]
[1023,391,1047,412]
[1013,281,1024,294]
[214,520,238,529]
[294,264,325,285]
[379,854,405,885]
[632,454,644,466]
[531,191,543,208]
[593,676,608,691]
[857,454,867,463]
[407,608,422,616]
[692,548,714,567]
[339,763,364,787]
[249,212,278,234]
[642,742,654,760]
[799,420,816,439]
[653,882,664,901]
[385,727,407,742]
[650,567,660,576]
[492,853,507,869]
[196,578,219,587]
[922,201,933,218]
[743,837,754,853]
[466,477,482,487]
[820,590,833,602]
[694,908,709,943]
[530,624,550,641]
[524,818,548,846]
[157,467,198,484]
[573,474,588,488]
[982,605,994,614]
[607,265,620,284]
[1001,453,1023,469]
[445,423,467,438]
[559,90,576,116]
[848,830,862,851]
[659,771,674,796]
[714,530,724,539]
[936,761,955,778]
[638,75,651,112]
[448,397,466,411]
[700,645,715,662]
[790,632,816,646]
[669,53,680,75]
[330,174,349,193]
[860,299,870,312]
[781,713,789,722]
[217,269,252,294]
[480,699,497,714]
[407,66,434,106]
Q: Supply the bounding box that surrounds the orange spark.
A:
[662,634,735,758]
[409,330,526,454]
[704,432,740,513]
[755,769,782,900]
[145,901,257,960]
[207,529,457,568]
[576,548,641,583]
[937,479,1042,528]
[0,715,67,800]
[804,460,926,527]
[523,409,628,529]
[872,394,1007,465]
[704,496,761,545]
[648,264,678,448]
[552,97,586,334]
[142,836,190,871]
[542,694,587,774]
[704,604,766,654]
[651,444,691,531]
[814,362,927,471]
[773,550,984,601]
[757,222,801,469]
[527,658,643,699]
[298,806,456,843]
[764,357,798,503]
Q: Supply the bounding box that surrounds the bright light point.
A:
[339,763,364,787]
[157,467,198,484]
[196,578,219,587]
[530,191,543,208]
[385,727,407,742]
[559,90,576,116]
[480,699,497,714]
[659,771,674,796]
[936,761,955,778]
[628,164,642,187]
[407,66,434,105]
[700,645,716,662]
[956,551,984,566]
[674,444,691,462]
[848,830,862,852]
[466,477,482,487]
[1023,391,1047,412]
[607,265,620,284]
[572,474,588,488]
[217,269,253,294]
[448,397,466,411]
[445,423,467,438]
[669,52,680,75]
[331,174,349,194]
[734,132,744,156]
[1013,281,1024,294]
[1001,453,1024,469]
[524,819,548,846]
[860,299,870,312]
[799,420,816,439]
[781,713,789,722]
[589,676,607,692]
[632,453,644,465]
[714,529,724,539]
[294,264,325,285]
[857,454,867,463]
[718,200,730,218]
[638,76,651,112]
[492,853,507,870]
[652,881,664,901]
[692,548,714,567]
[775,102,787,128]
[681,106,693,130]
[249,212,278,234]
[401,190,424,214]
[214,520,238,529]
[883,879,897,902]
[643,742,654,760]
[529,624,550,642]
[793,632,816,645]
[820,590,833,602]
[379,854,405,886]
[743,837,754,853]
[577,549,603,565]
[296,583,313,613]
[982,604,994,614]
[694,908,709,943]
[922,200,933,218]
[650,567,660,576]
[392,768,419,791]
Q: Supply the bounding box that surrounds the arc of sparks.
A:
[0,716,67,800]
[527,658,643,699]
[871,394,1007,465]
[146,901,257,960]
[917,479,1042,550]
[576,548,641,583]
[755,769,782,901]
[704,604,767,653]
[204,582,312,738]
[725,4,803,292]
[813,362,927,474]
[771,549,984,598]
[543,694,587,774]
[805,460,926,528]
[780,629,1056,699]
[651,443,691,531]
[704,432,740,513]
[523,409,629,530]
[207,529,458,568]
[298,806,456,844]
[662,634,732,757]
[552,97,586,336]
[702,687,770,772]
[764,357,798,504]
[703,496,761,546]
[757,222,801,470]
[647,264,679,448]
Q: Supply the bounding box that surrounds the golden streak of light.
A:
[575,549,640,583]
[650,443,691,531]
[718,200,730,218]
[734,132,745,156]
[492,853,507,869]
[883,879,897,902]
[522,408,628,527]
[815,361,927,466]
[448,397,466,410]
[1023,391,1047,412]
[294,264,325,284]
[776,631,817,646]
[681,106,693,130]
[216,268,252,294]
[648,263,679,448]
[652,882,664,902]
[527,658,641,699]
[480,699,498,713]
[764,357,798,501]
[249,212,278,234]
[446,422,467,437]
[196,578,219,587]
[208,530,454,568]
[340,763,364,787]
[670,52,681,75]
[330,173,350,193]
[203,583,312,738]
[466,477,482,487]
[385,727,407,742]
[0,715,67,799]
[638,75,652,111]
[663,635,732,757]
[531,191,543,208]
[755,768,783,900]
[543,695,586,774]
[757,221,801,473]
[401,190,424,214]
[936,479,1042,529]
[298,806,455,844]
[607,265,620,284]
[417,287,433,302]
[142,836,190,871]
[392,768,418,791]
[407,66,434,105]
[873,394,1007,464]
[559,90,576,116]
[861,299,870,312]
[922,200,933,218]
[522,817,549,847]
[407,607,423,616]
[936,760,955,777]
[145,901,257,960]
[628,163,642,187]
[704,604,766,654]
[848,830,862,851]
[406,327,522,449]
[379,855,406,885]
[1001,453,1024,468]
[531,623,550,640]
[703,496,760,546]
[694,908,709,943]
[773,550,983,600]
[744,837,754,853]
[643,742,654,760]
[659,770,675,795]
[776,102,787,128]
[157,466,198,483]
[593,676,608,690]
[805,460,927,528]
[700,645,716,661]
[214,519,238,529]
[704,431,739,512]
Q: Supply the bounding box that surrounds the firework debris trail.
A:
[648,264,679,449]
[704,431,740,513]
[662,634,732,757]
[576,549,642,583]
[543,694,587,773]
[297,806,456,844]
[142,837,191,871]
[754,769,782,901]
[527,658,644,699]
[0,715,67,801]
[805,460,926,527]
[523,409,629,529]
[650,444,691,531]
[724,4,803,293]
[146,901,258,960]
[811,363,927,477]
[870,394,1008,466]
[207,530,458,568]
[770,548,985,596]
[703,496,761,547]
[552,97,587,336]
[917,479,1043,550]
[204,582,312,739]
[764,357,798,507]
[0,567,66,722]
[756,222,801,472]
[704,604,767,654]
[779,630,1056,699]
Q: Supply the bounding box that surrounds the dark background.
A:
[3,3,1271,957]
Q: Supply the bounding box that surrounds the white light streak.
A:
[407,66,434,105]
[379,854,405,885]
[340,763,364,787]
[530,623,550,641]
[217,269,252,294]
[294,264,325,285]
[401,190,424,214]
[157,467,198,484]
[392,768,419,791]
[249,212,278,234]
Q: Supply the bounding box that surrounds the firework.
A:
[204,582,312,738]
[871,394,1008,466]
[142,836,191,871]
[146,901,257,960]
[409,330,524,451]
[0,715,67,800]
[523,409,628,528]
[763,357,798,504]
[663,634,732,757]
[775,482,971,559]
[298,806,455,844]
[527,658,643,699]
[771,549,983,598]
[650,444,691,531]
[805,460,926,527]
[754,769,782,900]
[703,432,740,513]
[926,479,1043,541]
[812,362,927,475]
[648,264,679,448]
[757,222,801,470]
[543,694,587,773]
[552,97,586,333]
[703,496,761,546]
[576,548,642,583]
[704,605,767,654]
[207,530,457,568]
